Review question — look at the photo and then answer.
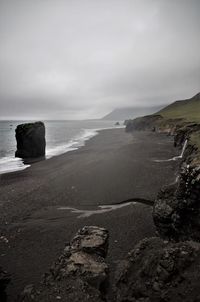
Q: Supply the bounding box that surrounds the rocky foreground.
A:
[18,226,109,302]
[16,226,200,302]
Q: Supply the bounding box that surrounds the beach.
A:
[0,128,179,301]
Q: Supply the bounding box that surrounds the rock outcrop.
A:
[19,226,109,302]
[174,123,200,147]
[153,162,200,241]
[18,223,200,302]
[114,237,200,302]
[15,122,46,159]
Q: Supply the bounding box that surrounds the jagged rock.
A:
[70,226,109,257]
[15,122,46,158]
[153,164,200,241]
[19,226,109,302]
[114,237,200,302]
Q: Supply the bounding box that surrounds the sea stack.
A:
[15,121,46,159]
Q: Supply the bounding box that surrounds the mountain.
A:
[102,105,164,121]
[157,93,200,122]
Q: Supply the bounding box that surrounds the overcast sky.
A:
[0,0,199,120]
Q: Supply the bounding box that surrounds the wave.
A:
[46,126,124,158]
[0,156,30,174]
[46,128,99,158]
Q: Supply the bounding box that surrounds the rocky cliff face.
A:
[174,123,200,147]
[15,122,46,159]
[18,226,200,302]
[153,163,200,241]
[153,124,200,241]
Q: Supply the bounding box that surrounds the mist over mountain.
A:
[102,105,165,120]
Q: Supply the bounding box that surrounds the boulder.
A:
[15,122,46,158]
[114,237,200,302]
[19,226,109,302]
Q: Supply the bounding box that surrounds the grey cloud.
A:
[0,0,199,119]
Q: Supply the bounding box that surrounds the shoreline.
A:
[0,126,125,175]
[0,128,179,301]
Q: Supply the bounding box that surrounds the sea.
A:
[0,120,122,174]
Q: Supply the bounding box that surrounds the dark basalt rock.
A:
[15,122,46,159]
[153,163,200,241]
[114,237,200,302]
[19,226,109,302]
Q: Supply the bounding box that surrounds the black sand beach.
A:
[0,128,180,301]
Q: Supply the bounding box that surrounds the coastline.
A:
[0,124,125,175]
[0,128,180,301]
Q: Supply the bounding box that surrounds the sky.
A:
[0,0,199,120]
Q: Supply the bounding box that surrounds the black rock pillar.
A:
[15,122,46,158]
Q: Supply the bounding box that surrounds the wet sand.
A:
[0,128,180,301]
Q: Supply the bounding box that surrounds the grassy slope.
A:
[157,93,200,123]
